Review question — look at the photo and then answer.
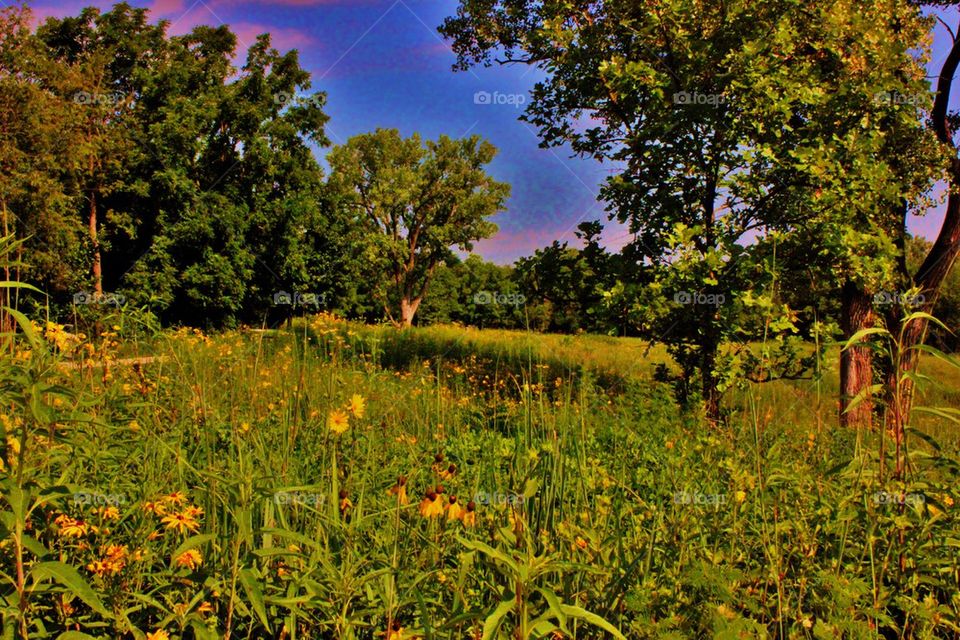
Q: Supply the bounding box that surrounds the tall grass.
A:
[0,312,958,638]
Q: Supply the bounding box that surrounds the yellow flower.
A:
[418,490,445,518]
[161,491,187,506]
[142,501,167,516]
[386,621,405,640]
[388,476,409,506]
[197,601,214,616]
[735,490,747,504]
[462,501,477,527]
[161,510,201,534]
[55,514,89,539]
[97,506,120,521]
[574,537,588,551]
[328,410,350,434]
[146,630,170,640]
[174,548,203,570]
[446,496,464,521]
[347,394,366,419]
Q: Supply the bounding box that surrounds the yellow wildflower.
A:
[347,394,366,419]
[174,548,203,570]
[328,410,350,434]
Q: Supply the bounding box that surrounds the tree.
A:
[327,129,509,327]
[0,4,86,316]
[36,3,167,297]
[441,0,939,423]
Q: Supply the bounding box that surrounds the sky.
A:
[20,0,960,264]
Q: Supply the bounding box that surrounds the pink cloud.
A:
[230,21,319,55]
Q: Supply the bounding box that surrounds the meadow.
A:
[2,312,959,639]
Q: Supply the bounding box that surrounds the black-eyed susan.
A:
[55,514,89,539]
[386,620,404,640]
[446,495,464,521]
[174,548,203,570]
[339,489,352,514]
[418,489,444,518]
[162,491,187,506]
[462,501,477,527]
[161,510,201,534]
[328,410,350,434]
[145,630,170,640]
[197,601,214,616]
[388,476,409,505]
[348,394,366,419]
[439,463,457,481]
[142,500,167,516]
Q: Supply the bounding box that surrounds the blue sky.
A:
[23,0,957,264]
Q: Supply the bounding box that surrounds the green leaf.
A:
[29,562,110,617]
[482,598,515,640]
[559,604,626,639]
[239,567,272,632]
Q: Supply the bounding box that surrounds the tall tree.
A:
[327,129,509,327]
[36,3,166,296]
[441,0,939,422]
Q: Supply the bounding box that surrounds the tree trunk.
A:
[89,189,102,296]
[839,279,874,429]
[399,296,421,327]
[700,327,721,425]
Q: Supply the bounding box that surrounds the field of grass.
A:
[2,314,959,639]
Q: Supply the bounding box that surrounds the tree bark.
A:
[400,296,421,327]
[839,279,874,429]
[89,172,102,296]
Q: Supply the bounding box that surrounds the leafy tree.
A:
[327,129,509,327]
[0,4,85,315]
[441,0,939,422]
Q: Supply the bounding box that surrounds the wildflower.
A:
[197,601,214,616]
[446,495,464,521]
[418,489,445,518]
[145,630,170,640]
[162,491,187,506]
[174,548,203,570]
[386,621,404,640]
[97,506,120,521]
[348,394,366,419]
[142,501,166,517]
[574,537,588,552]
[440,463,457,481]
[55,515,89,539]
[735,490,747,504]
[328,410,350,434]
[339,489,352,514]
[388,476,409,506]
[462,501,477,527]
[161,510,201,534]
[239,421,251,434]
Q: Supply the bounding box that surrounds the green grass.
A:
[1,316,959,639]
